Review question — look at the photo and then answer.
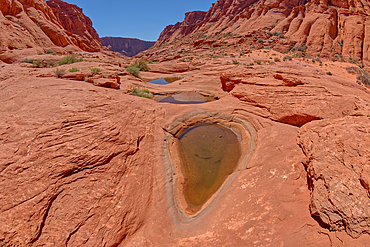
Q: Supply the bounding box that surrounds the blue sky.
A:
[64,0,216,41]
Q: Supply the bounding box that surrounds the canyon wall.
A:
[0,0,102,62]
[100,37,155,57]
[155,0,370,65]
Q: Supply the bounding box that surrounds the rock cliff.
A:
[153,0,370,66]
[100,37,155,57]
[0,0,102,63]
[47,0,103,52]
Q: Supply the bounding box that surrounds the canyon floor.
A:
[1,48,370,246]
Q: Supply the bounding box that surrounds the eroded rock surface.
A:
[299,116,370,238]
[0,0,102,63]
[0,75,164,246]
[148,0,370,66]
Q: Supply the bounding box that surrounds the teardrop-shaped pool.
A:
[177,123,241,212]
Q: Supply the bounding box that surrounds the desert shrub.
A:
[54,68,65,78]
[132,88,153,99]
[248,63,254,66]
[57,54,83,66]
[22,58,34,63]
[257,38,263,44]
[254,60,262,65]
[297,44,308,52]
[273,32,285,38]
[38,52,43,55]
[131,60,150,71]
[91,68,101,73]
[356,70,370,87]
[326,71,332,75]
[346,66,359,74]
[274,57,281,62]
[49,61,54,67]
[33,59,43,68]
[45,49,53,54]
[69,68,79,72]
[126,66,140,77]
[232,60,240,65]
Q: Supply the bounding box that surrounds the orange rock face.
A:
[47,0,102,52]
[153,0,370,66]
[0,0,102,63]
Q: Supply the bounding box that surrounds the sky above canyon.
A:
[65,0,216,41]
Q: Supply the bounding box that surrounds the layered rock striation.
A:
[154,0,370,65]
[47,0,103,52]
[0,0,102,62]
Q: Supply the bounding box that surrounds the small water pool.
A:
[149,77,181,85]
[156,92,217,104]
[177,123,241,211]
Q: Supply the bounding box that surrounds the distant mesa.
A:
[100,37,155,57]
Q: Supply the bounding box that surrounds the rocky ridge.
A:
[100,37,155,57]
[0,0,102,63]
[148,0,370,67]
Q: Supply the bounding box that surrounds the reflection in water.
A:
[177,124,241,210]
[149,77,181,85]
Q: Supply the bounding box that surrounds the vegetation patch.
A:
[126,60,150,77]
[57,54,83,66]
[91,68,101,75]
[232,60,240,65]
[69,68,80,72]
[126,66,140,77]
[21,58,34,64]
[54,68,66,78]
[131,60,150,71]
[132,88,153,99]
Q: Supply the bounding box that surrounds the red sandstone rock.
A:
[1,53,370,246]
[93,78,120,89]
[47,0,102,52]
[299,116,370,238]
[0,0,102,63]
[152,0,370,66]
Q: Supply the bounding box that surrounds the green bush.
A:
[254,60,262,65]
[232,60,240,65]
[131,60,150,71]
[33,59,43,68]
[57,54,83,66]
[69,68,79,72]
[132,88,153,99]
[126,66,140,77]
[91,68,101,74]
[298,44,308,52]
[45,49,53,54]
[22,58,34,64]
[54,68,66,78]
[326,71,332,75]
